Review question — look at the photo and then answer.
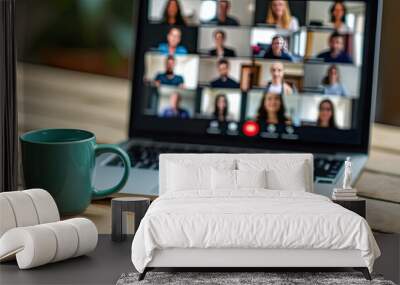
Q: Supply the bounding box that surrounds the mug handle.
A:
[92,144,131,198]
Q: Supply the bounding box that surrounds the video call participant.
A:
[266,62,294,96]
[161,0,187,26]
[317,99,337,128]
[264,35,293,61]
[209,30,236,58]
[210,58,240,88]
[257,92,291,125]
[329,1,351,34]
[213,94,233,122]
[158,27,188,55]
[321,65,348,96]
[317,32,353,63]
[154,56,184,87]
[161,91,190,118]
[208,0,239,26]
[265,0,299,32]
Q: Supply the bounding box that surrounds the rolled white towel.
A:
[0,191,40,227]
[63,218,98,257]
[0,189,60,238]
[0,218,98,269]
[0,225,57,267]
[0,196,17,237]
[24,189,60,224]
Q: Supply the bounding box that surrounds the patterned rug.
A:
[116,271,395,285]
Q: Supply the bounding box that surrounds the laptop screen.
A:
[129,0,380,153]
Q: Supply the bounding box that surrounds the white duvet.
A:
[131,190,380,273]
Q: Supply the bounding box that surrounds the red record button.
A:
[242,121,260,137]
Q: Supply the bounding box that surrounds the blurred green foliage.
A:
[18,0,135,77]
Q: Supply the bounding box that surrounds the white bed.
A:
[131,154,380,280]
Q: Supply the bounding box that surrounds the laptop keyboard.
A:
[314,158,344,180]
[107,144,344,181]
[108,144,217,170]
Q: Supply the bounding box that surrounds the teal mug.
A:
[20,129,130,215]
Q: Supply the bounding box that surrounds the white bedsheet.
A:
[131,190,380,273]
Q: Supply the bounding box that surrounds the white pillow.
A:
[166,160,235,192]
[238,159,308,191]
[211,169,236,190]
[167,163,209,191]
[237,169,267,189]
[211,169,267,190]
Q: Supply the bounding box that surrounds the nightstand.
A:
[111,197,151,242]
[333,199,366,218]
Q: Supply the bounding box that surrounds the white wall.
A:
[224,0,255,26]
[251,27,293,46]
[198,26,252,57]
[145,53,199,89]
[307,30,331,57]
[246,90,262,119]
[303,63,360,97]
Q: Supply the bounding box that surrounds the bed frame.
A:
[137,154,372,281]
[138,248,371,280]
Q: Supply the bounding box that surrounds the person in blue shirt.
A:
[161,92,190,119]
[263,35,293,61]
[210,58,240,88]
[158,27,188,56]
[321,65,348,96]
[317,32,353,64]
[154,56,184,87]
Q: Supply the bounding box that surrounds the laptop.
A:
[95,0,382,198]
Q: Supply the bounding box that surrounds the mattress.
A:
[131,190,380,273]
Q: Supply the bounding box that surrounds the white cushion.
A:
[165,158,235,192]
[0,190,98,269]
[24,189,60,224]
[167,163,210,191]
[0,191,39,227]
[0,196,16,237]
[0,189,60,238]
[211,169,236,190]
[42,221,79,262]
[0,225,57,268]
[159,154,313,194]
[238,159,308,191]
[237,169,267,189]
[211,169,267,191]
[0,218,97,269]
[64,218,98,257]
